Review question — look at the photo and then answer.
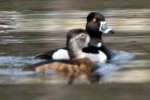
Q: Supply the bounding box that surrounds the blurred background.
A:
[0,0,150,100]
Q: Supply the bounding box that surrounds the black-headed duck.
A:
[24,29,98,84]
[35,12,114,63]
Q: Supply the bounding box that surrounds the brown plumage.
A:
[23,29,98,84]
[24,58,94,84]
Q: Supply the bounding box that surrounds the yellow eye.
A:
[92,17,97,22]
[80,33,85,37]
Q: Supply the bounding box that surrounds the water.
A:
[0,0,150,100]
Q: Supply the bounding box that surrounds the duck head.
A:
[86,12,114,38]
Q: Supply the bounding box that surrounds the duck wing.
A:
[35,47,67,60]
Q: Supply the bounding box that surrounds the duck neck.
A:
[68,42,86,60]
[86,30,101,39]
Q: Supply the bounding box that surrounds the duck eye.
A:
[92,17,97,22]
[80,33,85,37]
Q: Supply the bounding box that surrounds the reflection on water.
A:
[0,8,150,100]
[0,50,134,84]
[0,56,42,67]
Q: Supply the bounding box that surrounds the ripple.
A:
[0,56,42,68]
[95,50,135,77]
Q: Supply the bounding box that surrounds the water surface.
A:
[0,1,150,99]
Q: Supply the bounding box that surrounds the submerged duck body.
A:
[24,29,98,84]
[35,12,114,63]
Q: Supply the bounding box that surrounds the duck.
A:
[35,12,114,63]
[24,29,99,84]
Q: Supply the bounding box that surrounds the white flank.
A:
[85,51,107,64]
[52,49,70,60]
[52,49,107,63]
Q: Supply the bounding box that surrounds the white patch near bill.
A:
[52,49,70,60]
[99,21,112,34]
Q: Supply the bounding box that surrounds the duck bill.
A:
[99,21,114,34]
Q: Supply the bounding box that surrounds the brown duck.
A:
[23,29,98,84]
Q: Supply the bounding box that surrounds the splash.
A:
[0,68,36,76]
[0,56,42,68]
[0,56,57,76]
[95,50,135,77]
[110,50,135,64]
[0,50,134,77]
[0,68,56,76]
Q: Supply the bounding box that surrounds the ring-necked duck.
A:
[24,29,97,84]
[86,12,114,39]
[35,12,114,63]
